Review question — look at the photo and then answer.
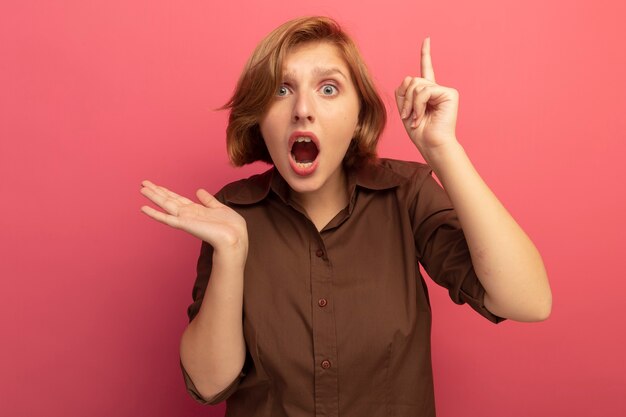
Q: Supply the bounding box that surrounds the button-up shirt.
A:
[181,158,504,417]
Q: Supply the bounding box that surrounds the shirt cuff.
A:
[460,283,507,324]
[180,359,244,405]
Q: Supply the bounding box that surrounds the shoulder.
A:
[358,158,433,190]
[366,158,447,211]
[377,158,433,181]
[215,167,274,205]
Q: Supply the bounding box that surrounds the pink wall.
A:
[1,1,625,416]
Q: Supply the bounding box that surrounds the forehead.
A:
[281,41,351,76]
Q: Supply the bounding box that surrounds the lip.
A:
[288,131,320,177]
[288,131,320,151]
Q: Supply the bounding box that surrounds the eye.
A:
[321,84,338,96]
[276,85,290,97]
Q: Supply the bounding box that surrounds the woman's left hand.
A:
[395,37,460,154]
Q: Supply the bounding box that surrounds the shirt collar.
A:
[222,158,406,206]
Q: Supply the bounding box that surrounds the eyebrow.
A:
[282,66,349,81]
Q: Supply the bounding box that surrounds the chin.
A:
[284,174,325,195]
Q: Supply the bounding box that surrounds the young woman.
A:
[140,16,551,417]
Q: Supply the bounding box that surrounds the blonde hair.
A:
[223,16,386,169]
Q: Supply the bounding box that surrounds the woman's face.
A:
[259,41,360,198]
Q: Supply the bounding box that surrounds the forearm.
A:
[423,141,552,322]
[180,249,246,399]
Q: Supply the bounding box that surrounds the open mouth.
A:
[290,136,319,167]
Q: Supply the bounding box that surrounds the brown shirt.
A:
[181,158,504,417]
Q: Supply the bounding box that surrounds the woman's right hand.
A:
[140,180,248,257]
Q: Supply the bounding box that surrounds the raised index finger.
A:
[420,37,436,83]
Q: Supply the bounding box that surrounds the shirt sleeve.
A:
[180,357,244,405]
[409,168,505,324]
[180,194,247,404]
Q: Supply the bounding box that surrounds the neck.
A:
[291,169,349,231]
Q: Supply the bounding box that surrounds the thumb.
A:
[196,189,222,208]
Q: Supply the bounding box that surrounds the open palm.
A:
[140,180,248,253]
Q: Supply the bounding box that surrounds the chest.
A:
[239,191,429,335]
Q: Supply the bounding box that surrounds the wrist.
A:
[213,240,248,269]
[420,139,465,171]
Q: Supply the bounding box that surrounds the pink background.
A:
[1,0,625,416]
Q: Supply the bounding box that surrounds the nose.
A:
[292,92,315,123]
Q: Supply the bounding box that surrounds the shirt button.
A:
[315,249,324,258]
[318,298,327,307]
[321,360,331,369]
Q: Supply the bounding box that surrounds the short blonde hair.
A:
[223,16,386,169]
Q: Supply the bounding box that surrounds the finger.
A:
[394,76,413,119]
[140,205,182,229]
[156,185,194,205]
[402,78,433,122]
[141,180,164,193]
[140,186,181,216]
[396,77,432,120]
[141,180,169,200]
[420,37,436,83]
[197,189,223,209]
[142,180,194,205]
[400,82,418,121]
[412,86,432,128]
[412,84,450,128]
